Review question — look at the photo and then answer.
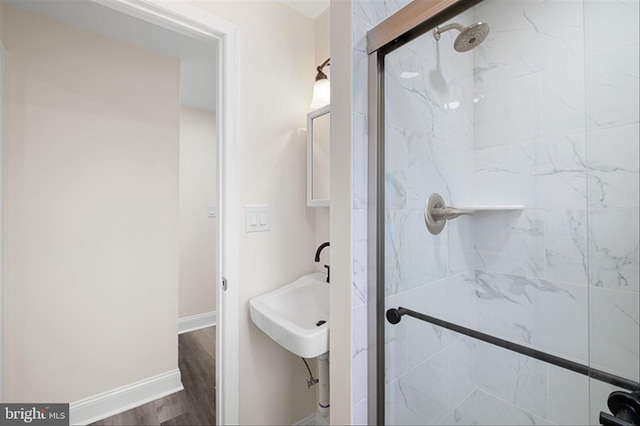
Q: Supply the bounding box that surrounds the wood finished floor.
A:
[91,327,216,426]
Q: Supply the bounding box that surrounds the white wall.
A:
[3,6,180,402]
[329,0,353,423]
[179,106,216,319]
[186,2,319,424]
[314,8,330,270]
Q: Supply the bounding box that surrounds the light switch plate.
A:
[245,205,270,232]
[208,205,216,218]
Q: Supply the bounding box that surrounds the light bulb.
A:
[310,79,330,109]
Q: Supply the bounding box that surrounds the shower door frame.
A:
[367,1,640,424]
[366,1,484,424]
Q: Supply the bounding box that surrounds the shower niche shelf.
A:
[424,193,525,235]
[454,205,525,212]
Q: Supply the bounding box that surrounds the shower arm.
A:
[433,23,464,40]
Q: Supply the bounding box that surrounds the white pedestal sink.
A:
[249,272,329,359]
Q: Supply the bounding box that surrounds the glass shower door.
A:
[379,1,639,424]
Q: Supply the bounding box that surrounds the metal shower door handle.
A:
[424,193,473,235]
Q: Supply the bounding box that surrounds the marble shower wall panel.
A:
[474,210,545,278]
[588,124,640,209]
[545,209,588,285]
[472,0,584,89]
[385,291,410,385]
[474,73,542,149]
[588,208,640,293]
[473,134,589,210]
[442,388,552,426]
[474,271,588,363]
[584,0,640,55]
[473,142,536,207]
[384,122,474,211]
[385,324,477,425]
[475,340,549,419]
[385,209,448,295]
[589,380,630,426]
[355,0,639,424]
[590,286,640,381]
[447,216,475,275]
[353,208,367,308]
[535,133,588,210]
[381,10,478,424]
[547,365,590,425]
[404,274,477,358]
[353,113,368,209]
[352,304,369,406]
[541,59,587,137]
[585,40,639,129]
[352,1,412,422]
[385,357,450,425]
[385,39,475,208]
[584,0,640,391]
[467,346,589,425]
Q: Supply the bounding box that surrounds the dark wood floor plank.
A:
[177,328,216,425]
[90,327,216,426]
[155,391,189,423]
[160,411,200,426]
[93,401,160,426]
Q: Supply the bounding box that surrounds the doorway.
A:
[0,1,239,423]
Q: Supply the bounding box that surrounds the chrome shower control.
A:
[424,193,474,235]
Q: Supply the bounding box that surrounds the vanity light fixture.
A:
[310,57,330,109]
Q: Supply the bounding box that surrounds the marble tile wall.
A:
[585,0,640,389]
[352,1,412,424]
[468,1,639,423]
[352,0,639,424]
[382,8,479,424]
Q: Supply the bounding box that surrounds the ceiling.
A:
[278,0,330,19]
[5,0,218,113]
[5,0,332,112]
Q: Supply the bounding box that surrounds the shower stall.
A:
[366,0,639,424]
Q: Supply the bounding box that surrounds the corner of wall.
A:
[329,1,353,424]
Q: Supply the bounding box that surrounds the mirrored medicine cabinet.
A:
[306,105,330,207]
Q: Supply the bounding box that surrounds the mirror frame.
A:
[306,104,330,207]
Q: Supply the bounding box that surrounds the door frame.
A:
[88,1,239,423]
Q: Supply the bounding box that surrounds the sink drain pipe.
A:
[317,352,330,417]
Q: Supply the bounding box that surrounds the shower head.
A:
[433,22,490,52]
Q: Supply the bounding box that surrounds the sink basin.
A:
[249,272,329,358]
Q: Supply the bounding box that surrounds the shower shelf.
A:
[425,193,526,235]
[454,205,525,212]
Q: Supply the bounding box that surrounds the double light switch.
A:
[245,205,270,232]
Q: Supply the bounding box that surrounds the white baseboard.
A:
[178,311,216,334]
[69,369,183,426]
[293,413,329,426]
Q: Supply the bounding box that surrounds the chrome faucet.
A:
[314,242,330,283]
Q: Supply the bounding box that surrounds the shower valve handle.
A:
[433,206,474,220]
[424,193,473,235]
